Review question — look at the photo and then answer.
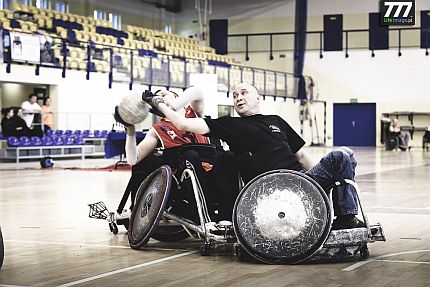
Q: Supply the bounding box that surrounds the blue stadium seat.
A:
[74,130,82,136]
[52,136,64,146]
[74,136,85,145]
[19,136,31,146]
[82,130,91,137]
[93,130,101,137]
[55,130,64,137]
[7,137,20,147]
[64,137,75,145]
[64,130,73,136]
[31,136,43,146]
[42,136,54,146]
[45,129,54,137]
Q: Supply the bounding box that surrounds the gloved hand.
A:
[114,105,132,127]
[141,90,165,117]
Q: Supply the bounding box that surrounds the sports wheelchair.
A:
[90,145,386,264]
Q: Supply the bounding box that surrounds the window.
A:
[109,12,121,30]
[164,24,171,34]
[19,0,30,6]
[94,9,122,30]
[93,9,106,20]
[54,1,68,13]
[36,0,51,9]
[1,0,12,10]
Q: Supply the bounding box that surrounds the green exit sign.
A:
[350,98,358,103]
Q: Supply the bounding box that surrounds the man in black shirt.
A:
[152,83,364,230]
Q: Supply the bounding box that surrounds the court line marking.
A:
[56,251,196,287]
[366,206,430,210]
[4,239,191,252]
[0,285,28,287]
[374,259,430,265]
[343,249,430,271]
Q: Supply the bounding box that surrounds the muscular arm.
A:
[158,102,210,135]
[295,148,315,171]
[125,127,159,165]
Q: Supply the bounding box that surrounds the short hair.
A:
[43,97,50,105]
[153,89,179,98]
[28,93,36,99]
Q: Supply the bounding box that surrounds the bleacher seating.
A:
[2,4,234,70]
[1,129,108,162]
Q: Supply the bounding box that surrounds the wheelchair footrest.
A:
[323,227,369,247]
[370,223,386,242]
[88,201,110,220]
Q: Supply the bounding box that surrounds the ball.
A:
[117,93,149,125]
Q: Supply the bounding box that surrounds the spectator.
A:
[389,118,411,151]
[9,107,43,137]
[41,97,54,131]
[1,107,15,136]
[21,93,42,128]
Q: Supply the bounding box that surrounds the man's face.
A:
[17,109,23,117]
[232,83,260,117]
[30,96,37,104]
[154,90,177,106]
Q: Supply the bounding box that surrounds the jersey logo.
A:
[167,129,178,139]
[269,124,281,133]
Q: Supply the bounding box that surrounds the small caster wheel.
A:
[360,245,369,260]
[109,223,118,235]
[200,243,211,256]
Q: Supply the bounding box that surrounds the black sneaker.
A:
[332,215,366,230]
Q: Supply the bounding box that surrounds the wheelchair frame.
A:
[89,160,386,264]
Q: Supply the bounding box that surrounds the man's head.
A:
[232,83,261,117]
[153,90,179,107]
[392,118,399,127]
[28,94,37,104]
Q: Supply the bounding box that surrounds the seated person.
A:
[120,89,238,222]
[1,107,43,138]
[1,107,14,136]
[389,118,411,151]
[154,83,366,230]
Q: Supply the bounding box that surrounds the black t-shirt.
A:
[204,114,305,183]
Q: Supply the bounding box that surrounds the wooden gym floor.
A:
[0,147,429,287]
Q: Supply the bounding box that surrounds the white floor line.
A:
[356,162,430,176]
[56,251,196,287]
[4,239,191,252]
[366,206,430,210]
[374,259,430,265]
[343,249,430,271]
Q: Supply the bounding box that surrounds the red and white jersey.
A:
[152,106,209,149]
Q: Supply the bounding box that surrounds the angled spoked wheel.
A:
[128,166,173,249]
[233,170,332,264]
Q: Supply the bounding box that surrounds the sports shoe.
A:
[331,215,366,230]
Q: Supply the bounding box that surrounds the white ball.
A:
[117,93,149,125]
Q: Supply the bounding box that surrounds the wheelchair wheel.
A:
[233,170,332,264]
[0,227,4,269]
[128,166,173,249]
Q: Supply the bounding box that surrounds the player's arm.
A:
[158,103,210,135]
[295,148,315,171]
[125,126,159,165]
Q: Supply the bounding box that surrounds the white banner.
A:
[10,31,40,63]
